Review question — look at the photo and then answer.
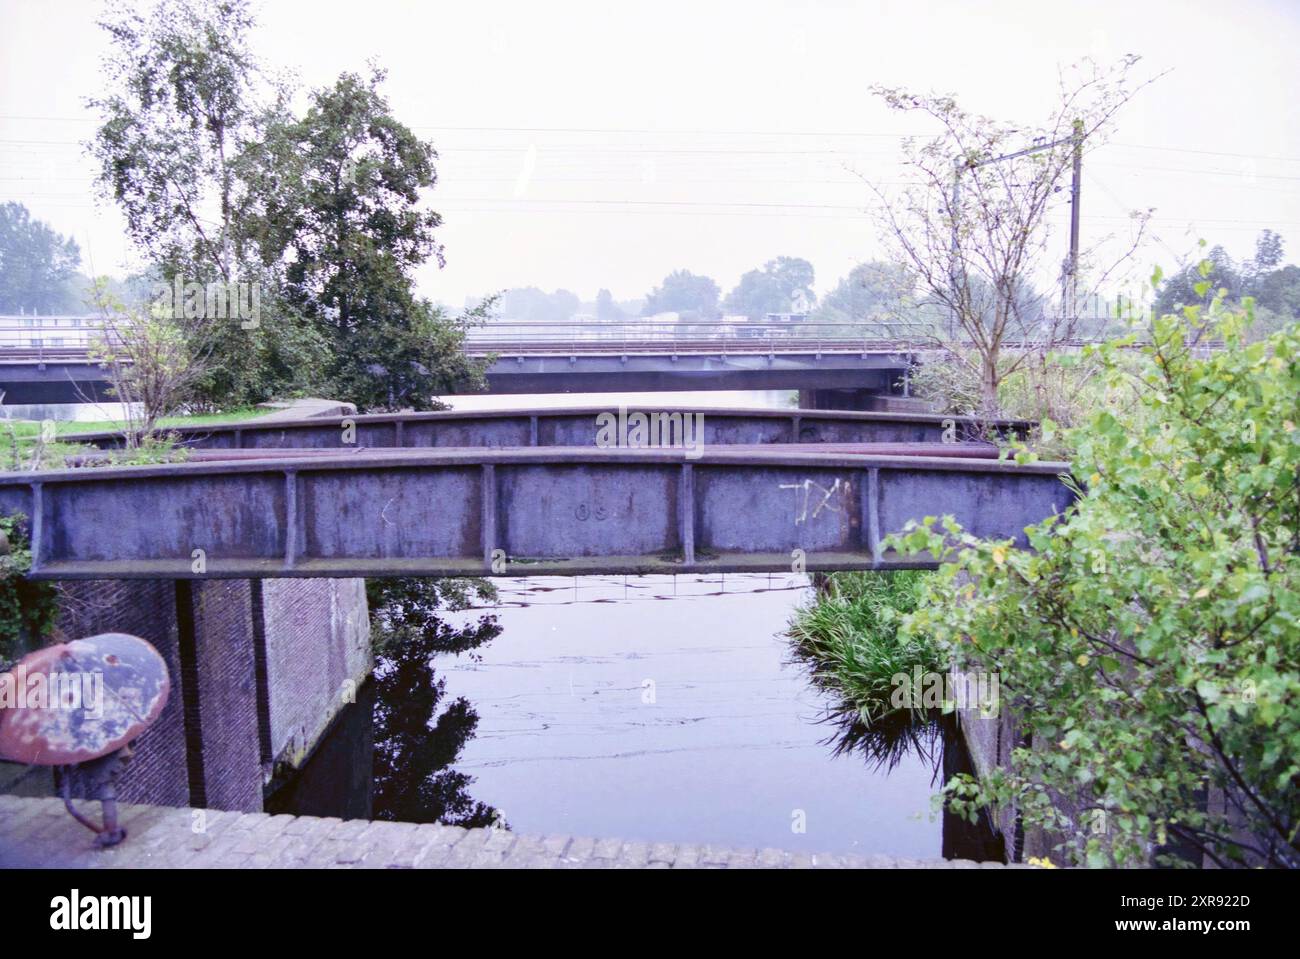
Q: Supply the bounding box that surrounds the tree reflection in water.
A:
[367,578,505,828]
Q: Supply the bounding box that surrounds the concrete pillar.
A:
[259,578,372,782]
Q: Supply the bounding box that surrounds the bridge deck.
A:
[0,445,1072,579]
[0,343,914,402]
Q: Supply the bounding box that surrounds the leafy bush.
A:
[0,515,59,665]
[891,283,1299,867]
[910,346,1135,458]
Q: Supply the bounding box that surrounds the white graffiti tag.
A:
[779,478,850,525]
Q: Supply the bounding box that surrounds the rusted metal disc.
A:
[0,633,169,765]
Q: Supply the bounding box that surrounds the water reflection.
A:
[368,579,505,827]
[814,702,944,773]
[268,578,506,827]
[788,637,1005,861]
[805,705,1004,861]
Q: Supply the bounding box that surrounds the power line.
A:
[5,131,1300,166]
[5,115,1300,165]
[1111,141,1300,163]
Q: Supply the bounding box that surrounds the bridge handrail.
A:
[460,320,923,357]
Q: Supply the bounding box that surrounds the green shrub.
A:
[891,281,1299,867]
[0,514,59,665]
[789,571,939,725]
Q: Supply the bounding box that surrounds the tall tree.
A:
[91,2,486,413]
[87,0,314,408]
[594,288,627,323]
[1155,232,1300,340]
[89,0,273,281]
[245,68,488,410]
[498,287,580,323]
[1153,243,1241,316]
[0,203,82,313]
[1251,229,1286,274]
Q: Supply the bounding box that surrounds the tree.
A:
[1153,243,1241,317]
[641,269,720,319]
[498,287,580,323]
[1154,232,1300,338]
[1254,265,1300,323]
[245,68,488,411]
[765,256,816,308]
[868,57,1156,413]
[1244,231,1300,328]
[88,0,315,408]
[813,261,916,330]
[89,0,272,281]
[595,288,627,323]
[91,312,203,445]
[1250,229,1285,274]
[892,283,1300,867]
[92,1,488,414]
[724,256,815,320]
[0,203,81,313]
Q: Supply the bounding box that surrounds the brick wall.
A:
[6,576,371,816]
[53,579,190,808]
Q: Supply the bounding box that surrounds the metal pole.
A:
[1065,118,1084,320]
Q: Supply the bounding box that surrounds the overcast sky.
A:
[3,0,1299,309]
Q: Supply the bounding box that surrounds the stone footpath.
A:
[0,796,1017,869]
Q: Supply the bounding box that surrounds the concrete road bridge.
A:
[463,321,914,399]
[0,320,916,405]
[0,317,1163,405]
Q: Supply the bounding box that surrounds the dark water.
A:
[268,572,1000,860]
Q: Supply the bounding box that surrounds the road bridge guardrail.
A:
[463,320,926,356]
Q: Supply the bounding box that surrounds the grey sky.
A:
[2,0,1298,309]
